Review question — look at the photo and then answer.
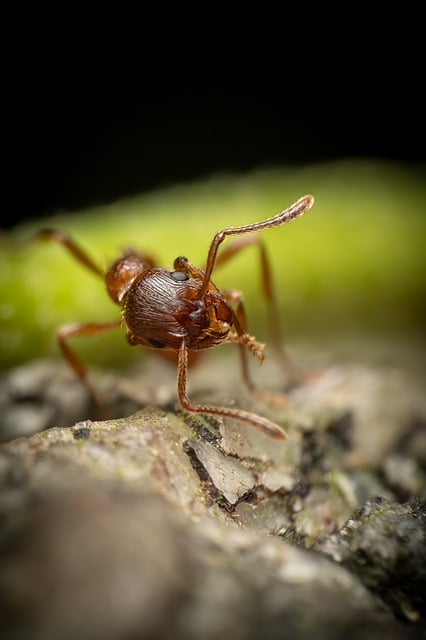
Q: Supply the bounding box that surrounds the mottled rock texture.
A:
[0,355,425,639]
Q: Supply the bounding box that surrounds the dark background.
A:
[4,65,424,231]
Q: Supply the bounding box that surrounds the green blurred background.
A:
[1,159,425,372]
[2,67,425,374]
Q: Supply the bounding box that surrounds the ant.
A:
[38,195,314,440]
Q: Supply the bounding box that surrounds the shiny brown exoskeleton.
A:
[38,195,314,440]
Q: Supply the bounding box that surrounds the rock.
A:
[0,355,425,639]
[318,496,426,624]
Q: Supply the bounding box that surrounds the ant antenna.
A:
[197,195,314,300]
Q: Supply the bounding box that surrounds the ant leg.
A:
[217,235,306,384]
[198,195,314,300]
[177,340,287,440]
[224,290,287,406]
[57,320,121,417]
[37,229,104,278]
[197,195,314,382]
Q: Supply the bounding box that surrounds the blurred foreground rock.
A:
[0,354,425,639]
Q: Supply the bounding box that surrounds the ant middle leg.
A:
[57,320,122,417]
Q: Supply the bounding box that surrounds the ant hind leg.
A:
[224,290,288,407]
[215,234,307,386]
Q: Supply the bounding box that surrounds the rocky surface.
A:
[0,353,425,639]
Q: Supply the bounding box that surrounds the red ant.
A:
[38,195,314,440]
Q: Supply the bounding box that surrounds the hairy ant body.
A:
[38,195,314,440]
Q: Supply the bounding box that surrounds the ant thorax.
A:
[105,250,155,305]
[123,267,233,352]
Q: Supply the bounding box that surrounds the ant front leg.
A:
[57,321,121,418]
[177,340,287,440]
[224,290,288,406]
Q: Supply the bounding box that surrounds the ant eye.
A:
[170,271,189,282]
[148,338,165,349]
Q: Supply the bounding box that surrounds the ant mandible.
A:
[38,195,314,441]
